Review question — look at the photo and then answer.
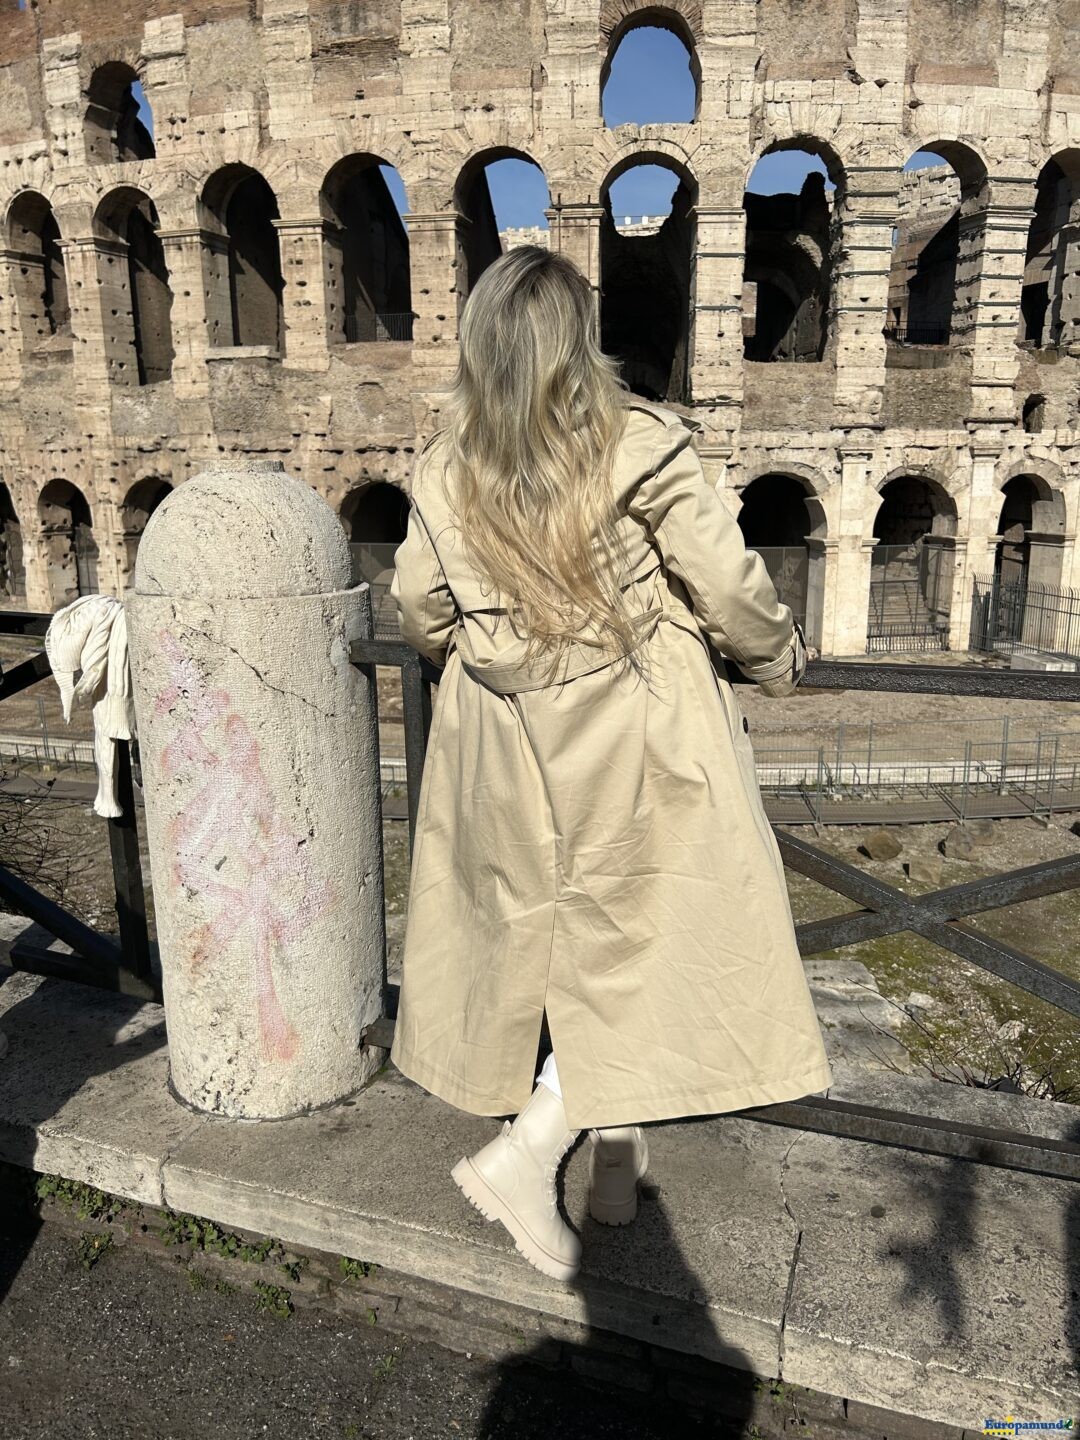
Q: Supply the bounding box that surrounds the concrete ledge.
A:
[1,963,1078,1427]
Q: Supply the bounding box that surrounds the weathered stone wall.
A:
[0,0,1078,657]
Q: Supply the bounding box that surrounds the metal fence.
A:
[969,571,1080,662]
[884,323,950,345]
[3,609,1080,1182]
[756,717,1080,824]
[350,542,400,638]
[344,311,416,343]
[748,546,808,628]
[867,540,951,653]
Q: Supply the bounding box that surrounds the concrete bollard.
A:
[127,458,385,1119]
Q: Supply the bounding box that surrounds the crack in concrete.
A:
[777,1129,808,1381]
[183,628,341,720]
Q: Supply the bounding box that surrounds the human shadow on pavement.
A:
[0,948,167,1306]
[472,1129,766,1438]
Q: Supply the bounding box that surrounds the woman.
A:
[389,246,832,1283]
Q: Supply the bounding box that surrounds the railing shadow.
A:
[0,954,167,1306]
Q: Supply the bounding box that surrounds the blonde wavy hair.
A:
[442,245,639,680]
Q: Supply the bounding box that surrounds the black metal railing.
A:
[350,643,1080,1183]
[3,603,1080,1181]
[884,323,951,346]
[344,311,416,343]
[970,572,1080,662]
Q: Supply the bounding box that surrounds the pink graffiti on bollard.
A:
[154,630,333,1061]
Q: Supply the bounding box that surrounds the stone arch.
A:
[200,165,284,350]
[37,479,98,604]
[742,138,846,363]
[341,482,408,635]
[737,468,829,647]
[868,471,958,649]
[0,482,25,599]
[92,186,173,385]
[6,190,69,346]
[1019,149,1080,349]
[599,150,697,402]
[599,0,703,49]
[120,476,173,584]
[85,61,154,165]
[320,155,413,343]
[600,6,701,124]
[887,141,990,347]
[454,147,551,296]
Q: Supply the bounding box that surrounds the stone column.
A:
[964,178,1037,425]
[546,202,604,315]
[127,459,386,1118]
[826,443,880,656]
[274,218,334,371]
[21,536,53,613]
[0,251,28,387]
[832,166,900,427]
[157,228,213,398]
[688,205,745,426]
[403,210,464,366]
[62,237,116,404]
[954,439,1003,647]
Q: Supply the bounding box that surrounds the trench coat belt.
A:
[449,604,712,696]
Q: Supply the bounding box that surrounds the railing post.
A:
[107,738,153,987]
[959,740,972,821]
[815,747,824,825]
[400,653,433,858]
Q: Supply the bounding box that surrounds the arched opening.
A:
[85,63,155,164]
[995,476,1037,585]
[0,484,24,599]
[1022,393,1046,433]
[201,167,285,350]
[95,188,173,385]
[456,151,551,297]
[601,13,699,125]
[7,192,69,345]
[321,156,413,342]
[342,483,408,636]
[1019,152,1080,350]
[975,475,1069,653]
[600,157,695,401]
[38,479,97,604]
[742,144,841,362]
[737,473,826,640]
[121,477,172,583]
[886,145,989,347]
[868,476,957,651]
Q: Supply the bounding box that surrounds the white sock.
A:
[535,1050,561,1097]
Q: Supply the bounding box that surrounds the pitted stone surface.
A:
[135,461,355,600]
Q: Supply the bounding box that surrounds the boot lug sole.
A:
[450,1156,581,1283]
[588,1195,639,1226]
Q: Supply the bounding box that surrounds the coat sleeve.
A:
[626,421,807,697]
[390,499,459,666]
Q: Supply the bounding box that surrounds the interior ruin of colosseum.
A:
[0,0,1078,656]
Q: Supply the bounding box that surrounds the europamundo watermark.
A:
[982,1420,1075,1435]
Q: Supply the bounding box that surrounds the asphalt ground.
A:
[0,1217,728,1440]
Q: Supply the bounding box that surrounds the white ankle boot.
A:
[451,1082,582,1281]
[588,1125,649,1225]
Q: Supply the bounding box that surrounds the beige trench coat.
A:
[388,400,833,1129]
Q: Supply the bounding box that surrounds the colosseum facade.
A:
[1,0,1078,656]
